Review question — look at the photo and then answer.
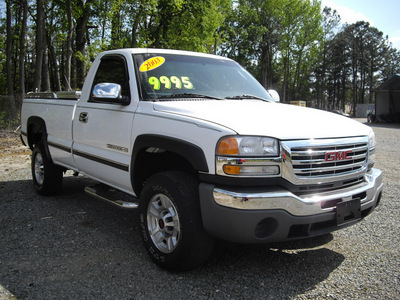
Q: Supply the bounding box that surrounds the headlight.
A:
[216,136,280,177]
[368,130,376,171]
[217,136,279,156]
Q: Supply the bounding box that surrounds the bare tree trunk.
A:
[33,0,46,92]
[341,70,346,112]
[19,0,28,98]
[41,47,50,92]
[368,60,374,103]
[282,53,289,103]
[101,0,108,43]
[260,36,273,89]
[47,31,61,91]
[6,0,17,121]
[75,0,93,88]
[131,1,145,47]
[75,17,86,88]
[64,0,74,90]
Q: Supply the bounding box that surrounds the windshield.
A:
[133,53,274,101]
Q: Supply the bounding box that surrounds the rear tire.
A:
[31,144,63,195]
[139,171,214,272]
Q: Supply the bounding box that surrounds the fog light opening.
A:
[254,218,278,239]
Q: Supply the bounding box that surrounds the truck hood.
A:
[153,100,372,139]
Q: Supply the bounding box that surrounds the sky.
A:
[321,0,400,50]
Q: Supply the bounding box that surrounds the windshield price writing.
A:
[149,76,193,90]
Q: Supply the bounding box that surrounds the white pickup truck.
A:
[21,48,383,271]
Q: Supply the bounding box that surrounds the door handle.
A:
[79,112,88,123]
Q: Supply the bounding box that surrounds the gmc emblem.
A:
[325,150,352,162]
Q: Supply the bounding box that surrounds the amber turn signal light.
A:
[217,137,239,155]
[223,165,241,175]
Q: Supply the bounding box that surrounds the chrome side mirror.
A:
[91,83,130,105]
[92,83,122,99]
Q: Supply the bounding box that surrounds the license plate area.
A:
[336,199,361,225]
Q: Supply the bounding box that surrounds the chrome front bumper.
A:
[213,168,383,216]
[199,168,383,243]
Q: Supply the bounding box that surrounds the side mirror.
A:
[267,90,280,102]
[92,83,130,105]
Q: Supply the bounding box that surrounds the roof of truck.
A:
[99,48,232,61]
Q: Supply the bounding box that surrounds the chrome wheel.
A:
[147,193,180,253]
[34,152,44,185]
[139,172,214,271]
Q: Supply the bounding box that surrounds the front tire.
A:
[31,144,63,195]
[139,171,214,272]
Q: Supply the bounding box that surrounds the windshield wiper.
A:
[225,94,270,102]
[156,93,223,100]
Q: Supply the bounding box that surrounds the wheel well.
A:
[131,134,209,197]
[27,117,47,149]
[132,149,196,197]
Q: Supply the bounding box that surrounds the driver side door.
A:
[72,54,136,194]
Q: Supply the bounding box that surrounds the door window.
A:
[90,55,130,103]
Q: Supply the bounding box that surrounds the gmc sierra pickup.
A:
[20,48,383,271]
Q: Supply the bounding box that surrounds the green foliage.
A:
[279,0,323,101]
[143,0,228,52]
[220,0,324,102]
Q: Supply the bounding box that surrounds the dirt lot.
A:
[0,131,31,173]
[0,120,399,299]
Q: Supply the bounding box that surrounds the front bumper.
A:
[199,168,383,243]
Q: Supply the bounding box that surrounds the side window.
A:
[90,55,130,102]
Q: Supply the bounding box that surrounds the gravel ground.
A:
[0,119,399,299]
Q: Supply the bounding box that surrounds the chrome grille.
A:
[290,141,368,178]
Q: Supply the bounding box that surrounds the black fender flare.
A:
[131,134,209,173]
[26,116,52,162]
[27,116,48,147]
